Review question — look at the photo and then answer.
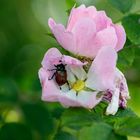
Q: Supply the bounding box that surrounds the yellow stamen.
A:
[72,80,85,92]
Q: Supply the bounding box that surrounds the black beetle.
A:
[48,62,70,89]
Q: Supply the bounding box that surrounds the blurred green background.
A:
[0,0,140,140]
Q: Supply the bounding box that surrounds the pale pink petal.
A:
[106,88,120,115]
[38,68,47,87]
[115,68,130,99]
[93,11,112,32]
[72,17,96,57]
[41,48,87,70]
[59,90,102,109]
[62,55,87,66]
[85,47,117,91]
[39,68,61,102]
[48,18,76,53]
[41,48,62,70]
[59,89,81,107]
[48,18,56,30]
[90,27,118,57]
[67,5,97,31]
[67,6,112,32]
[114,25,126,51]
[65,66,76,84]
[77,90,102,109]
[87,6,97,18]
[70,66,87,81]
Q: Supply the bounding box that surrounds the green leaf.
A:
[109,133,127,140]
[52,107,65,119]
[61,108,102,130]
[113,108,137,118]
[21,103,54,138]
[61,106,138,133]
[0,123,33,140]
[66,8,72,16]
[66,0,76,9]
[108,0,134,13]
[78,122,127,140]
[122,14,140,45]
[65,0,76,15]
[117,45,135,71]
[114,117,140,137]
[78,123,112,140]
[103,108,138,125]
[54,131,77,140]
[0,78,18,103]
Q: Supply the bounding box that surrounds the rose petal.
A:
[38,68,47,87]
[59,90,102,109]
[65,66,76,84]
[91,27,118,57]
[115,68,130,99]
[41,48,62,70]
[93,11,112,32]
[59,89,81,107]
[70,66,87,81]
[86,46,117,91]
[67,5,97,31]
[114,24,126,51]
[62,55,87,66]
[71,17,96,57]
[106,88,120,115]
[87,6,97,18]
[48,18,76,53]
[77,90,102,109]
[68,5,86,30]
[39,68,61,102]
[48,18,56,30]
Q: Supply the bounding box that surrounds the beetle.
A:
[48,61,70,90]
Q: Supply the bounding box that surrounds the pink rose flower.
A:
[38,46,121,110]
[48,4,126,58]
[39,48,101,109]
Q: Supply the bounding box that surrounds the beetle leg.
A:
[76,92,78,96]
[48,69,57,71]
[59,86,62,90]
[48,72,56,80]
[66,81,70,90]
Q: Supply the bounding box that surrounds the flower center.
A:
[72,80,85,92]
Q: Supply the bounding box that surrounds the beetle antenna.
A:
[48,69,56,71]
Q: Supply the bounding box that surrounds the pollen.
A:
[72,80,85,92]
